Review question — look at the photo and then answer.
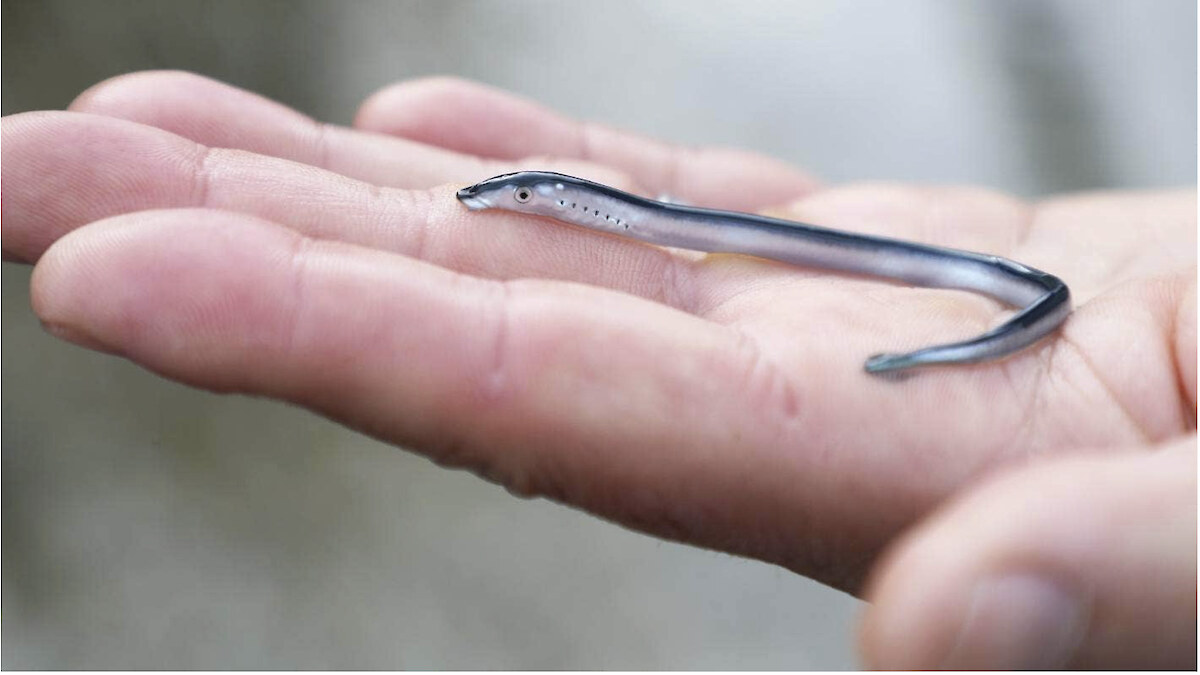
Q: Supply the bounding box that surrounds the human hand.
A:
[3,72,1194,668]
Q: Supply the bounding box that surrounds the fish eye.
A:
[514,186,533,203]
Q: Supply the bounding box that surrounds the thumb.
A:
[859,437,1196,669]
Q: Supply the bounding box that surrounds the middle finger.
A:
[69,70,632,192]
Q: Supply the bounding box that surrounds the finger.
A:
[2,111,696,308]
[859,439,1197,669]
[32,208,821,576]
[355,76,820,210]
[68,70,631,190]
[772,181,1036,259]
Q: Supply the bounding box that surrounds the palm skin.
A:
[3,72,1194,668]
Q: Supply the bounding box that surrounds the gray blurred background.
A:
[2,0,1195,669]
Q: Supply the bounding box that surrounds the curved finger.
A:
[69,70,632,190]
[355,76,820,211]
[1,111,696,308]
[32,208,824,580]
[859,439,1197,669]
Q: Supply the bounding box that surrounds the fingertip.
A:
[355,76,575,159]
[857,530,964,669]
[31,210,183,354]
[2,110,208,262]
[354,76,466,129]
[858,460,1091,669]
[355,76,468,139]
[862,535,1092,669]
[31,209,301,367]
[860,448,1197,669]
[69,69,198,114]
[68,70,320,164]
[31,214,126,345]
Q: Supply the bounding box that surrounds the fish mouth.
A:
[456,185,489,211]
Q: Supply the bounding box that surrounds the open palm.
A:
[4,72,1194,668]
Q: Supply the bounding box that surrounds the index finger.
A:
[69,70,635,191]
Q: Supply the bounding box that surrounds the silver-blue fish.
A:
[457,171,1070,376]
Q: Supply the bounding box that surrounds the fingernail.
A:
[941,573,1089,669]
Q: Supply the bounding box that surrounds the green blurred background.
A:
[3,0,1195,669]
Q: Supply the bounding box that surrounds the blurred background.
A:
[2,0,1195,669]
